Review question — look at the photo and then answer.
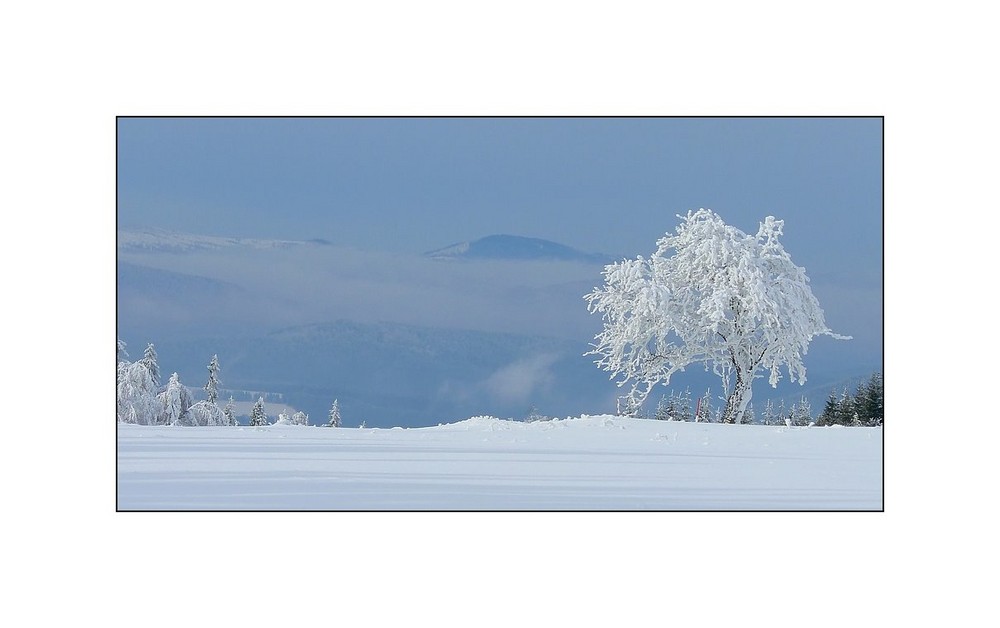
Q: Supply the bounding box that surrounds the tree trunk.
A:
[722,369,753,424]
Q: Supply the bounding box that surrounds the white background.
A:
[2,1,994,626]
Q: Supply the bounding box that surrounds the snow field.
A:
[117,415,882,510]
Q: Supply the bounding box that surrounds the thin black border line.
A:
[116,115,884,513]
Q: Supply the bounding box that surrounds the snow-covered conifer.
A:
[741,402,755,425]
[327,399,341,427]
[292,411,308,426]
[836,387,855,426]
[117,339,129,364]
[158,372,194,425]
[140,343,161,388]
[818,390,838,426]
[857,372,883,426]
[678,388,693,422]
[204,354,221,404]
[791,396,812,426]
[223,396,237,426]
[695,389,713,423]
[762,399,779,426]
[585,209,849,422]
[654,395,671,421]
[250,397,269,426]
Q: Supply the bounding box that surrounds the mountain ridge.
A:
[425,234,615,264]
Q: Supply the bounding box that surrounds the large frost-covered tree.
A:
[117,361,158,425]
[585,209,848,423]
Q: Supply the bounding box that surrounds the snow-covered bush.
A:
[585,209,848,423]
[187,400,226,426]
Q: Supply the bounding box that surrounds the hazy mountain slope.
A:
[426,234,615,264]
[138,320,616,428]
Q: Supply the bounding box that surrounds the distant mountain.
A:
[425,234,615,264]
[117,228,321,253]
[136,319,614,428]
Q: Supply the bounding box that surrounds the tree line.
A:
[116,340,343,427]
[647,371,882,426]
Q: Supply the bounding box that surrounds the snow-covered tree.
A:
[695,389,713,423]
[117,339,129,364]
[276,410,291,425]
[836,387,856,426]
[204,354,221,404]
[818,390,838,426]
[117,361,158,425]
[761,399,780,426]
[188,400,225,426]
[585,209,849,423]
[158,372,194,425]
[857,372,883,426]
[292,411,308,426]
[140,343,161,388]
[741,402,755,425]
[327,399,341,427]
[525,405,549,422]
[677,388,693,422]
[790,396,812,426]
[654,395,671,420]
[250,397,269,426]
[223,396,237,426]
[778,399,790,427]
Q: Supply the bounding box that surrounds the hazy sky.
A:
[117,117,882,273]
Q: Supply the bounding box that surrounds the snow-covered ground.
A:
[117,415,882,510]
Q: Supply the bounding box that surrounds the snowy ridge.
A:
[118,228,309,253]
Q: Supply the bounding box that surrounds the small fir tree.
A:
[836,387,856,426]
[791,396,812,426]
[327,399,342,427]
[223,396,237,426]
[654,395,671,421]
[858,372,884,426]
[678,388,693,422]
[141,343,161,388]
[250,397,269,426]
[762,399,780,426]
[292,411,308,426]
[204,354,221,404]
[818,390,838,426]
[741,402,755,425]
[695,390,713,423]
[117,339,129,364]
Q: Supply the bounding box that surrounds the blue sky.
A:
[117,117,882,275]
